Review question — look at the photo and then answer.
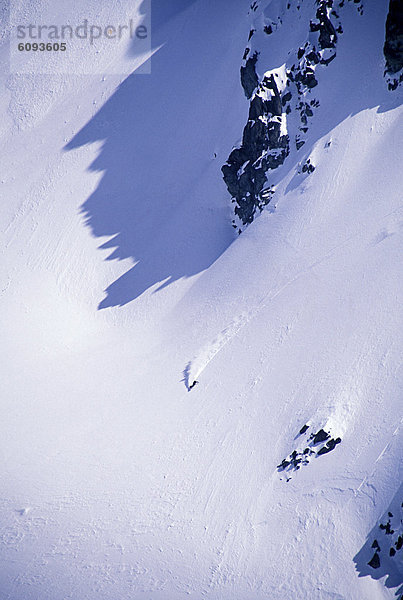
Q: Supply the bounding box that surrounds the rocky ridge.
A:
[222,0,401,230]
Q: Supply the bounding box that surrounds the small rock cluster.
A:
[368,504,403,570]
[300,158,315,174]
[277,424,342,481]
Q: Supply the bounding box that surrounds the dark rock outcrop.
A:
[384,0,403,90]
[240,52,259,99]
[222,1,345,228]
[222,73,289,226]
[310,3,338,50]
[312,429,330,444]
[384,0,403,74]
[317,437,341,455]
[354,487,403,593]
[223,0,389,229]
[368,552,381,569]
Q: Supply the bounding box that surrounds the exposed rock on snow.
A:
[223,0,400,229]
[355,485,403,595]
[384,0,403,90]
[222,0,346,228]
[240,51,260,98]
[222,69,289,226]
[277,425,342,479]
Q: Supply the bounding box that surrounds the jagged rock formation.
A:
[384,0,403,90]
[240,51,260,99]
[222,0,348,230]
[222,0,399,230]
[222,69,288,226]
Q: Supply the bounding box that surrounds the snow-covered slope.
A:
[0,1,402,599]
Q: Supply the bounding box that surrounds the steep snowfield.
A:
[0,1,402,599]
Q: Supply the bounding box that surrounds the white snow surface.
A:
[0,1,402,599]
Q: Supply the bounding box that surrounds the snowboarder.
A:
[188,380,199,391]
